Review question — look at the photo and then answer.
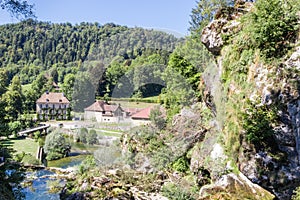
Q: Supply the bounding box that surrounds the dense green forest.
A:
[0,20,188,112]
[0,20,181,84]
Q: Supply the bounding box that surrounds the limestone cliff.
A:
[200,1,300,199]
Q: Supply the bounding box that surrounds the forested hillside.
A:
[0,19,182,85]
[0,20,184,113]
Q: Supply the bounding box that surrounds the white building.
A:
[36,92,70,121]
[84,101,125,123]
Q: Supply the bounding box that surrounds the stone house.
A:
[131,107,153,126]
[84,100,125,122]
[36,92,70,121]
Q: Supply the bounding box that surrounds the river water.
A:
[22,154,87,200]
[21,141,110,199]
[22,170,62,200]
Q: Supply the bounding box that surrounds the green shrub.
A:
[161,183,195,200]
[150,146,173,171]
[22,154,40,165]
[242,100,278,144]
[150,105,166,130]
[14,151,26,162]
[248,0,299,58]
[87,129,98,145]
[47,180,63,194]
[79,128,88,143]
[172,157,189,173]
[38,137,45,146]
[8,121,22,137]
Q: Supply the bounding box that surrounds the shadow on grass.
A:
[1,140,14,147]
[1,136,27,146]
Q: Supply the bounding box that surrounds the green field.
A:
[1,138,39,156]
[111,100,158,109]
[95,129,122,137]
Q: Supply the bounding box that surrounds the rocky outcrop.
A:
[190,131,274,199]
[285,46,300,71]
[190,131,228,181]
[238,42,300,199]
[201,7,245,56]
[200,2,300,199]
[199,173,275,200]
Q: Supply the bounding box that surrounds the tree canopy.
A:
[0,0,35,19]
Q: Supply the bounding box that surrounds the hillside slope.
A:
[199,0,300,199]
[0,20,182,84]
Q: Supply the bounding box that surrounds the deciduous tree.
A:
[2,76,23,120]
[44,130,70,160]
[0,0,35,19]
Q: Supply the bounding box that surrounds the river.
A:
[21,139,118,199]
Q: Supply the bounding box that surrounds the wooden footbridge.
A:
[18,124,50,137]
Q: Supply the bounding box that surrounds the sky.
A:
[0,0,197,37]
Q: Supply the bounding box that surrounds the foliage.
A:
[172,157,190,173]
[0,0,35,19]
[161,67,195,119]
[2,76,24,120]
[47,179,64,194]
[149,105,166,130]
[72,72,95,112]
[0,69,9,96]
[242,100,278,145]
[78,127,88,143]
[161,182,195,200]
[44,129,70,160]
[21,153,40,165]
[87,129,98,145]
[168,52,201,93]
[93,145,121,168]
[0,146,25,200]
[14,151,25,162]
[247,0,300,58]
[62,73,75,101]
[77,155,96,175]
[0,20,181,84]
[8,121,22,137]
[189,0,234,35]
[292,186,300,200]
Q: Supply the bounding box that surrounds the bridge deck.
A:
[18,125,51,136]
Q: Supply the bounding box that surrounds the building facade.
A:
[84,100,125,123]
[36,92,70,121]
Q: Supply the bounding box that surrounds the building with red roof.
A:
[84,100,125,122]
[36,92,70,121]
[84,100,165,127]
[130,106,154,126]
